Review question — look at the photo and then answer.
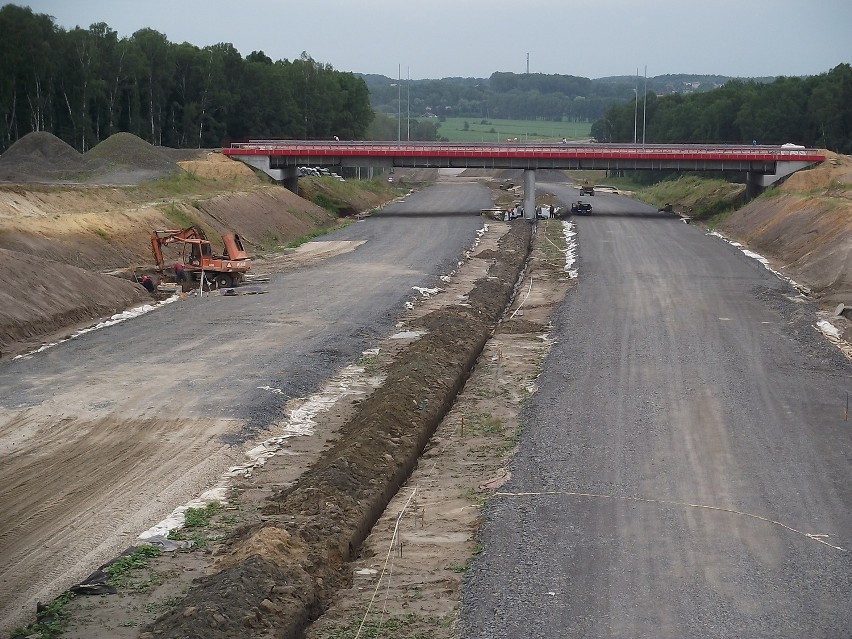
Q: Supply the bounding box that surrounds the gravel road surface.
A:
[461,187,851,638]
[0,181,492,633]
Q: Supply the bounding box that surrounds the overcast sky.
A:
[17,0,852,80]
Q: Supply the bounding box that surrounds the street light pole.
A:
[633,68,638,144]
[397,64,401,142]
[407,66,410,141]
[642,65,647,147]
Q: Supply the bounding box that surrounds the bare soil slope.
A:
[719,151,852,306]
[0,134,381,356]
[0,248,149,354]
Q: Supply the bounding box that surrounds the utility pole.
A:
[526,52,529,74]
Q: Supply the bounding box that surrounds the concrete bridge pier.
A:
[523,169,536,221]
[228,154,298,191]
[746,160,812,200]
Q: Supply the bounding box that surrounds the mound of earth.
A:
[719,151,852,306]
[0,248,149,354]
[0,132,85,182]
[82,133,182,184]
[0,131,184,185]
[779,150,852,192]
[177,152,259,181]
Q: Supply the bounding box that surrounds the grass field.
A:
[426,117,592,143]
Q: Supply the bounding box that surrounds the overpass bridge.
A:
[223,141,824,220]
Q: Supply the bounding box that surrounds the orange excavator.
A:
[151,226,250,288]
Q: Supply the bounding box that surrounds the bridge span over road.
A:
[223,141,824,217]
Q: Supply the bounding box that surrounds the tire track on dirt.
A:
[0,411,236,633]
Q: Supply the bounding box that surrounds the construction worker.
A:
[140,275,155,293]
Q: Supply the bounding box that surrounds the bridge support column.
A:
[280,166,298,193]
[523,169,536,222]
[746,172,764,200]
[227,155,299,192]
[746,161,813,200]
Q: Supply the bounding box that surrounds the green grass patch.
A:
[448,542,484,573]
[431,117,591,142]
[312,192,345,214]
[314,612,450,638]
[473,412,504,434]
[144,597,180,614]
[636,175,746,224]
[9,591,75,639]
[183,502,221,528]
[358,350,382,375]
[145,170,202,197]
[461,487,487,507]
[93,227,109,240]
[162,203,197,229]
[104,545,163,592]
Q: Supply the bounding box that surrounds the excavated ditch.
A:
[145,222,533,638]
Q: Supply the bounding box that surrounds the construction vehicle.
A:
[580,180,595,196]
[151,226,250,288]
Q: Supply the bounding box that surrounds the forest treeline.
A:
[0,4,373,152]
[591,64,852,153]
[363,72,656,123]
[2,3,848,153]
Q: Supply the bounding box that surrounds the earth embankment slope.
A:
[718,150,852,306]
[0,133,394,355]
[0,248,150,353]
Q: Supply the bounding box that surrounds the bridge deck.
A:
[223,141,824,175]
[224,141,823,163]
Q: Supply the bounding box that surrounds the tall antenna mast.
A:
[526,53,529,74]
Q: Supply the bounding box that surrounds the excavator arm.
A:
[150,227,209,271]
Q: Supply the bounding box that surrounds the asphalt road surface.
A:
[461,187,851,638]
[0,181,492,633]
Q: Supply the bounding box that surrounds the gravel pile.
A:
[0,132,84,182]
[0,131,183,184]
[84,132,180,173]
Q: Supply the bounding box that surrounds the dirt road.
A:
[0,182,492,634]
[461,189,852,637]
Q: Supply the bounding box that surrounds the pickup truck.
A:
[571,200,593,215]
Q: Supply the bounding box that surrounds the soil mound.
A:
[83,133,181,182]
[0,132,84,182]
[779,150,852,193]
[0,132,183,185]
[178,152,259,181]
[0,247,149,352]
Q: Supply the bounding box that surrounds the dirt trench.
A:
[134,222,533,638]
